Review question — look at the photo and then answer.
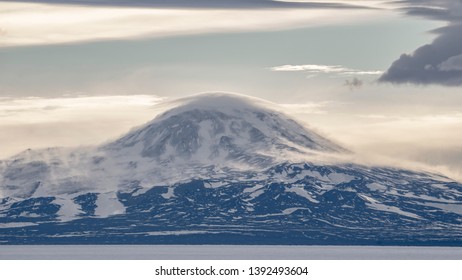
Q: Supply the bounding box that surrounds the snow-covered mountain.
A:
[1,93,461,245]
[1,93,345,199]
[105,93,345,165]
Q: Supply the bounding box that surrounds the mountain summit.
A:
[105,93,346,167]
[1,93,461,245]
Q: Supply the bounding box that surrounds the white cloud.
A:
[438,54,462,71]
[270,64,383,76]
[0,95,163,158]
[277,99,462,181]
[341,70,384,75]
[0,2,387,47]
[271,64,350,73]
[0,95,163,124]
[323,111,462,179]
[358,112,462,124]
[279,101,336,114]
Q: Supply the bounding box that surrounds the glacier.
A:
[0,92,461,245]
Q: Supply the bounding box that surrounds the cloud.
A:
[0,95,163,123]
[270,64,383,76]
[271,64,350,73]
[379,0,462,86]
[0,0,375,10]
[0,95,163,158]
[438,53,462,71]
[398,0,462,21]
[0,1,379,47]
[279,101,334,114]
[312,110,462,181]
[344,78,363,90]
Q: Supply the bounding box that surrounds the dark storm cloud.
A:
[0,0,372,10]
[380,0,462,86]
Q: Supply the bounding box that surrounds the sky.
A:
[1,0,462,179]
